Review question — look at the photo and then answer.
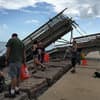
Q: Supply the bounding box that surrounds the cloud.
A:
[39,0,100,18]
[0,0,100,18]
[2,24,8,29]
[0,24,8,31]
[19,8,51,15]
[0,24,8,36]
[25,19,39,24]
[0,24,9,41]
[0,0,38,10]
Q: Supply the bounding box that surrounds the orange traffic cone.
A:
[82,59,87,66]
[44,53,50,62]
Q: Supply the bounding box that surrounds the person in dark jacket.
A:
[70,40,77,73]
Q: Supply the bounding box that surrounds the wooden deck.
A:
[0,60,71,100]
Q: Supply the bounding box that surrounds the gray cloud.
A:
[0,0,100,18]
[0,0,37,9]
[41,0,100,18]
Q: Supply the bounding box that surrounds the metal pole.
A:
[70,30,73,43]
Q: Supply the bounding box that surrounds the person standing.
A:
[37,41,45,63]
[76,48,82,65]
[70,40,77,73]
[5,33,26,98]
[32,40,45,71]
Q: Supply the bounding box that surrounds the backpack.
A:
[94,72,100,78]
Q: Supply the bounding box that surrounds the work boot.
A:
[4,92,16,98]
[71,69,76,73]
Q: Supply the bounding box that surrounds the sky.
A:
[0,0,100,42]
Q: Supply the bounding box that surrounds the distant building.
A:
[86,51,100,59]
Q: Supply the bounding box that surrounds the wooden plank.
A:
[32,67,62,79]
[20,78,47,90]
[32,67,65,86]
[45,61,71,68]
[20,78,47,99]
[0,92,28,100]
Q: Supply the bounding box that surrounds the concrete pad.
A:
[38,64,100,100]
